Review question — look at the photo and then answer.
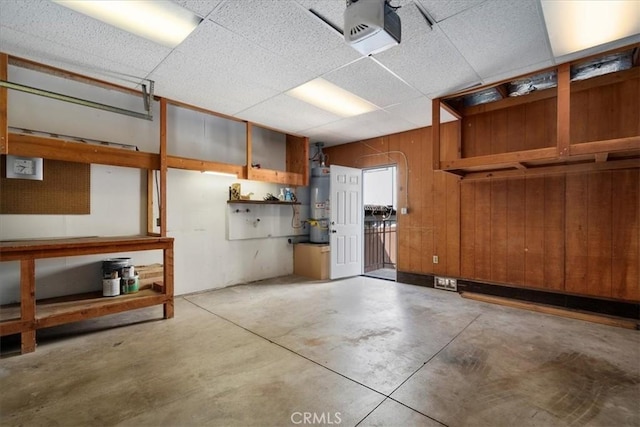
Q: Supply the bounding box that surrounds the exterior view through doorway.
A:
[363,166,397,281]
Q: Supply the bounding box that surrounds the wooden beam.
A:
[246,122,253,180]
[164,98,245,123]
[8,133,160,169]
[460,158,640,180]
[432,98,441,170]
[147,169,155,236]
[0,53,7,154]
[159,98,168,237]
[557,63,571,157]
[441,147,557,170]
[595,153,609,163]
[247,168,306,186]
[20,259,36,353]
[163,246,174,319]
[514,162,527,170]
[570,136,640,156]
[461,292,638,330]
[167,155,244,176]
[440,100,462,120]
[8,54,145,98]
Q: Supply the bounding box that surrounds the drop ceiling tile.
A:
[210,1,345,58]
[302,110,418,144]
[0,0,171,74]
[236,94,344,134]
[374,26,480,98]
[148,50,279,116]
[173,20,317,93]
[171,0,224,18]
[384,96,458,129]
[0,26,152,89]
[416,0,487,22]
[439,0,553,79]
[323,58,422,108]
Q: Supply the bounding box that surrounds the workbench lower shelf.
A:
[0,235,174,354]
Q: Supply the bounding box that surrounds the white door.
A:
[330,165,363,279]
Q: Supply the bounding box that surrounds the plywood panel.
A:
[490,108,508,154]
[506,105,526,153]
[565,174,589,294]
[586,171,612,297]
[460,181,475,279]
[446,173,461,277]
[474,113,492,157]
[617,78,640,139]
[570,90,589,144]
[433,171,448,276]
[611,169,640,301]
[506,178,525,285]
[523,100,547,151]
[461,116,477,158]
[544,175,565,291]
[490,179,508,283]
[474,180,492,280]
[524,177,545,288]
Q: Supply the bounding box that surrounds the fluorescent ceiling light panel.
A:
[202,171,237,178]
[53,0,202,48]
[541,0,640,57]
[287,78,378,117]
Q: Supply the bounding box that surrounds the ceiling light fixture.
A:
[286,78,378,117]
[53,0,202,48]
[202,171,238,178]
[541,0,640,57]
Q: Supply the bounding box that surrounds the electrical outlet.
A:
[400,207,408,215]
[433,255,439,264]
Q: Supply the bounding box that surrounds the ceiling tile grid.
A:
[0,0,171,75]
[323,57,423,108]
[374,25,481,97]
[438,0,554,80]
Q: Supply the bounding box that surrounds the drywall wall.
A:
[0,64,302,304]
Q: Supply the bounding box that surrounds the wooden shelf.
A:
[227,200,300,205]
[0,235,174,354]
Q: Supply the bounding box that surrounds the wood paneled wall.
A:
[462,98,557,157]
[324,123,461,278]
[461,170,639,300]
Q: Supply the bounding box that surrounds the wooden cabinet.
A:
[0,236,174,354]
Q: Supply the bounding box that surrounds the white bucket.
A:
[103,278,121,297]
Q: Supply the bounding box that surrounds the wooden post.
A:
[159,98,168,237]
[163,245,174,319]
[147,169,155,235]
[0,53,8,154]
[432,98,441,170]
[246,122,253,180]
[20,259,36,353]
[557,63,571,157]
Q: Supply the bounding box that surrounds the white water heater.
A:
[309,167,330,243]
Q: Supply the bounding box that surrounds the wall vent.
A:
[435,277,457,292]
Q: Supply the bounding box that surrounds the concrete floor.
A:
[1,275,639,426]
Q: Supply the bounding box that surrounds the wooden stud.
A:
[159,98,168,237]
[557,63,571,157]
[246,122,253,181]
[0,53,7,154]
[20,259,36,353]
[147,169,155,236]
[432,98,441,170]
[163,245,174,319]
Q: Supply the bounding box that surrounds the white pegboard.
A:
[226,202,309,240]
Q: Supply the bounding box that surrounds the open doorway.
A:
[363,166,397,281]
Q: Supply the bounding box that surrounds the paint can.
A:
[102,258,131,279]
[102,278,120,297]
[121,265,135,279]
[121,276,139,294]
